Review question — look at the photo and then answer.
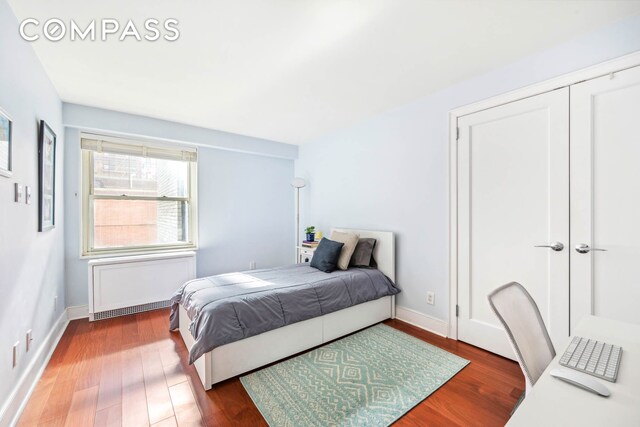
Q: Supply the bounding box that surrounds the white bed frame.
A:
[178,228,396,390]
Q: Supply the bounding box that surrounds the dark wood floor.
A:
[18,309,524,427]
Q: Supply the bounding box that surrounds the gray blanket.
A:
[169,264,400,363]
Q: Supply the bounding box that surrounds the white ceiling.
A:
[8,0,640,144]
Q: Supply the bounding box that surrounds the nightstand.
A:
[297,246,316,264]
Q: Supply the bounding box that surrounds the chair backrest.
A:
[488,282,555,391]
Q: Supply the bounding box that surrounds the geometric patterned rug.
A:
[240,324,469,427]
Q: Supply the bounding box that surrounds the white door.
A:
[457,89,570,358]
[570,65,640,328]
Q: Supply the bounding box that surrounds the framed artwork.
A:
[0,107,12,177]
[38,120,56,231]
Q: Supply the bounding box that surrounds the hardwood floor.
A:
[18,309,524,427]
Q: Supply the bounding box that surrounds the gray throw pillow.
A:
[310,238,344,273]
[349,238,377,268]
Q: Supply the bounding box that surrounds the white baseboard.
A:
[66,305,89,320]
[0,310,69,427]
[395,305,449,338]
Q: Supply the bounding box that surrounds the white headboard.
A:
[332,228,395,282]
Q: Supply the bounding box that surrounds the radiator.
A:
[88,251,196,321]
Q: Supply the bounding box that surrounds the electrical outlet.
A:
[12,342,19,368]
[426,291,435,305]
[14,183,23,203]
[249,261,257,270]
[26,330,33,352]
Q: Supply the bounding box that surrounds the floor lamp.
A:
[291,177,306,262]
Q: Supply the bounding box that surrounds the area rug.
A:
[240,324,469,427]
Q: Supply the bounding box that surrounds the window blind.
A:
[81,137,197,162]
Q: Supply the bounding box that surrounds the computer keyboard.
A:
[559,336,622,382]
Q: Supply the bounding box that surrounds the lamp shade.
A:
[291,177,306,188]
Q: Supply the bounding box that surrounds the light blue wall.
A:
[296,15,640,323]
[63,106,297,307]
[0,0,64,410]
[63,103,298,160]
[197,149,294,278]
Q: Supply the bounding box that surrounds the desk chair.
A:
[488,282,556,394]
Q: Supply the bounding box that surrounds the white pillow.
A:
[330,231,360,270]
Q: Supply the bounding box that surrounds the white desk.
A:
[508,315,640,426]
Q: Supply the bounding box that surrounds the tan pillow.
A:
[330,231,360,270]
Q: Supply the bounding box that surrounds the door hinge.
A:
[456,127,460,140]
[456,304,459,317]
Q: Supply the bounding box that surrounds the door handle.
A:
[534,242,564,252]
[575,244,607,254]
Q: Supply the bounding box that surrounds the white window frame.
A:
[81,134,198,257]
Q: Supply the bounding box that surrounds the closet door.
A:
[570,66,640,328]
[458,88,569,359]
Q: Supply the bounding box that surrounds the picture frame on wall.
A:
[38,120,56,232]
[0,107,12,177]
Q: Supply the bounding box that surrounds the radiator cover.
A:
[92,300,172,321]
[88,252,196,321]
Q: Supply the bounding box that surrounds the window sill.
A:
[81,245,198,260]
[86,250,197,266]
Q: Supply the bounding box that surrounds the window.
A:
[81,135,197,256]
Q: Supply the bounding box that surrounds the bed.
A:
[174,228,397,390]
